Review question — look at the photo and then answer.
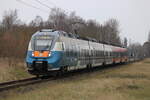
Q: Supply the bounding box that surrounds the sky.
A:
[0,0,150,44]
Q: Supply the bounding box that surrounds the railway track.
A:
[0,77,54,92]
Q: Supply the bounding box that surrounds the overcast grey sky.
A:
[0,0,150,44]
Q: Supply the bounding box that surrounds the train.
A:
[26,29,132,76]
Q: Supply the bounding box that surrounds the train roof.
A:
[32,29,60,37]
[33,29,126,49]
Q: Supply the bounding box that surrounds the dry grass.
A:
[0,58,32,82]
[1,59,150,100]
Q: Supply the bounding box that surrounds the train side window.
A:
[101,51,103,57]
[105,51,107,56]
[68,49,70,57]
[100,51,101,57]
[94,50,96,57]
[107,52,109,57]
[100,51,102,56]
[97,50,99,57]
[99,50,101,57]
[107,52,108,57]
[92,50,94,57]
[82,49,84,57]
[86,50,88,57]
[91,50,93,56]
[102,51,103,56]
[66,48,68,57]
[83,49,85,57]
[110,52,112,57]
[96,50,97,57]
[70,46,73,57]
[68,47,70,57]
[108,52,110,57]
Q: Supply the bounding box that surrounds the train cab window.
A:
[32,35,53,51]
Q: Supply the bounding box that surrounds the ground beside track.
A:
[0,58,32,83]
[0,59,150,100]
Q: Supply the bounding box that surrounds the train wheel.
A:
[57,66,68,77]
[61,66,68,74]
[102,62,106,66]
[87,64,92,71]
[36,75,40,78]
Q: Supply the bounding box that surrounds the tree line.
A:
[0,8,146,59]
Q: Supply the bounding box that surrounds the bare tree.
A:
[2,9,20,30]
[29,16,44,28]
[47,8,68,31]
[128,43,144,59]
[103,19,121,45]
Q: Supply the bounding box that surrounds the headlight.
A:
[48,52,51,57]
[32,52,34,56]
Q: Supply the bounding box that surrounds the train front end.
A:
[26,29,63,76]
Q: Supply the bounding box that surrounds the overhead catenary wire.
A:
[46,0,57,7]
[34,0,53,10]
[16,0,49,13]
[34,0,69,14]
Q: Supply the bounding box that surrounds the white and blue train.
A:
[26,29,128,76]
